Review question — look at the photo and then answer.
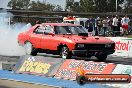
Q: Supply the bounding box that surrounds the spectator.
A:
[121,15,130,35]
[112,15,118,36]
[109,16,114,34]
[97,17,102,35]
[117,17,122,36]
[88,17,94,36]
[94,17,98,36]
[102,17,108,36]
[107,16,113,36]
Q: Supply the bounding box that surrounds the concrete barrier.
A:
[112,64,132,81]
[55,59,116,80]
[13,55,63,77]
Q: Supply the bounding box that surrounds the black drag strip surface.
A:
[0,86,13,88]
[0,55,19,62]
[106,56,132,65]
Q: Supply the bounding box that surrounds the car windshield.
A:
[54,26,88,35]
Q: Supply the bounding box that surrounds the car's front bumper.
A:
[72,49,115,56]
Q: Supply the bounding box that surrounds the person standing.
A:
[112,15,118,37]
[121,15,130,35]
[117,17,122,36]
[102,17,108,36]
[97,17,102,35]
[88,17,94,36]
[94,18,98,36]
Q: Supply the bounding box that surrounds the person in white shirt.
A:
[121,15,130,34]
[112,15,118,36]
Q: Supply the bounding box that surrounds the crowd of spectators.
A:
[87,15,131,37]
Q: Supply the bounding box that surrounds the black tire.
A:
[60,46,72,59]
[24,42,38,56]
[96,54,107,61]
[76,76,86,85]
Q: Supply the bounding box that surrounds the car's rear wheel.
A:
[24,42,38,56]
[96,54,107,61]
[60,46,72,59]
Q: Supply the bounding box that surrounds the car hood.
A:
[61,35,114,44]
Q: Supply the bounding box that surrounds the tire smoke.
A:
[0,11,32,56]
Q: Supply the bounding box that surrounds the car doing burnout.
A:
[18,23,115,61]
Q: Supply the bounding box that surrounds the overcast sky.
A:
[0,0,79,10]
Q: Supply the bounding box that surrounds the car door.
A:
[29,26,44,49]
[41,25,58,50]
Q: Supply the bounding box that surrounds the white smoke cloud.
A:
[0,10,32,56]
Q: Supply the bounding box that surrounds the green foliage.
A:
[8,0,131,13]
[71,2,81,12]
[86,0,124,12]
[54,5,63,11]
[80,0,94,12]
[65,0,75,11]
[67,0,125,13]
[8,0,30,10]
[123,0,132,13]
[8,0,62,11]
[29,1,54,11]
[94,0,108,12]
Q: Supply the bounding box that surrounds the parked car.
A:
[18,23,115,61]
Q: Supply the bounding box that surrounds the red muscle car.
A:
[18,23,115,61]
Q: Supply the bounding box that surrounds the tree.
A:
[29,1,55,11]
[122,0,132,13]
[70,0,125,13]
[53,5,63,11]
[65,0,74,11]
[80,0,94,12]
[93,0,124,12]
[94,0,108,12]
[8,0,30,10]
[71,2,82,12]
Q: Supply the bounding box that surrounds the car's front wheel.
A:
[24,42,38,56]
[60,46,72,59]
[96,54,107,61]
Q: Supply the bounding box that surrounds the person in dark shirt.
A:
[88,18,94,32]
[97,17,102,35]
[117,17,122,36]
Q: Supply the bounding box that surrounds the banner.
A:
[112,64,132,82]
[55,59,116,80]
[106,37,132,57]
[112,64,132,75]
[13,55,63,77]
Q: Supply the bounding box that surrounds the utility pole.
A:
[44,0,46,4]
[65,0,67,11]
[116,0,118,12]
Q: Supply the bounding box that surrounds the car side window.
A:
[34,26,44,34]
[54,26,71,34]
[44,25,54,34]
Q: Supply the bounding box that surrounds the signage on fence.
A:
[112,64,132,76]
[112,64,132,82]
[106,37,132,57]
[14,55,63,77]
[55,59,116,80]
